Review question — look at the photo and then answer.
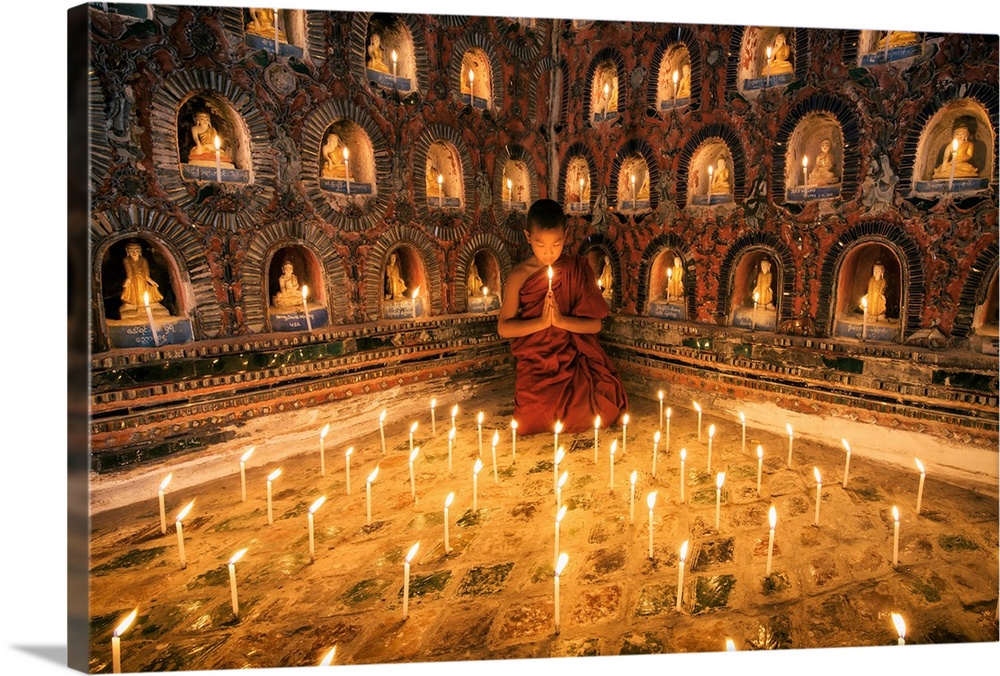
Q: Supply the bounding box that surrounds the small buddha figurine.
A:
[467,264,484,296]
[767,33,794,76]
[598,256,613,293]
[677,63,692,99]
[321,133,354,180]
[877,30,919,50]
[932,126,979,179]
[710,158,731,194]
[188,110,234,166]
[246,8,287,41]
[752,259,775,309]
[865,262,888,321]
[385,253,407,300]
[272,261,302,308]
[366,33,391,74]
[808,139,840,186]
[120,242,165,315]
[666,255,684,301]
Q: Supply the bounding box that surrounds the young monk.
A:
[498,199,628,435]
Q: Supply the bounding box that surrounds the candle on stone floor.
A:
[343,147,350,195]
[344,447,353,496]
[379,409,387,455]
[477,411,485,457]
[553,551,569,635]
[301,285,312,332]
[842,439,852,488]
[308,497,325,563]
[430,398,437,436]
[622,413,630,457]
[693,401,702,441]
[511,419,518,463]
[679,448,687,503]
[158,473,172,535]
[915,458,926,515]
[409,447,419,503]
[409,421,418,455]
[892,505,900,568]
[707,424,716,472]
[726,638,736,651]
[676,540,688,610]
[630,470,637,523]
[111,608,137,674]
[739,411,746,455]
[651,430,661,478]
[557,470,568,511]
[319,423,329,476]
[266,469,282,526]
[143,292,160,347]
[319,646,336,666]
[756,445,764,497]
[658,390,664,429]
[554,445,566,492]
[785,423,794,468]
[609,439,618,489]
[491,430,500,485]
[451,404,458,432]
[647,491,657,558]
[891,612,906,645]
[548,265,553,292]
[861,295,869,342]
[666,407,672,453]
[555,505,567,568]
[444,492,454,554]
[473,458,483,511]
[593,415,600,464]
[366,466,379,524]
[766,505,776,575]
[239,446,254,503]
[553,419,562,457]
[448,426,455,474]
[175,500,194,569]
[715,471,725,532]
[813,467,822,526]
[214,135,221,183]
[228,547,247,616]
[410,286,419,319]
[403,542,419,620]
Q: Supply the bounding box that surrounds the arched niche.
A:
[729,250,779,331]
[584,247,616,309]
[425,140,465,210]
[381,245,428,320]
[99,237,194,348]
[501,159,531,212]
[617,155,652,213]
[688,140,734,206]
[785,112,844,202]
[591,61,620,123]
[657,44,692,111]
[912,101,993,194]
[739,26,796,92]
[243,8,306,59]
[265,245,328,333]
[857,29,923,66]
[972,270,999,342]
[364,14,416,92]
[833,242,903,343]
[459,48,493,110]
[564,156,592,215]
[176,94,251,184]
[317,120,377,204]
[464,250,502,313]
[647,248,688,320]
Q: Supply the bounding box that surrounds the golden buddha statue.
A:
[753,259,774,309]
[808,139,840,186]
[876,30,919,50]
[321,133,354,181]
[187,111,234,166]
[246,8,287,42]
[666,256,684,301]
[865,263,888,321]
[272,261,302,308]
[367,33,391,74]
[710,158,731,194]
[932,126,979,179]
[767,33,794,76]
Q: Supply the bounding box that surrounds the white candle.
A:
[409,447,419,503]
[593,415,600,464]
[766,505,776,575]
[343,147,350,196]
[366,466,379,524]
[693,401,702,441]
[239,446,254,503]
[707,424,716,472]
[444,493,454,554]
[579,177,585,206]
[553,419,562,458]
[344,446,353,496]
[491,430,500,485]
[892,505,900,567]
[228,548,247,615]
[506,177,513,204]
[437,173,443,201]
[842,438,852,488]
[266,468,282,525]
[765,46,772,86]
[158,473,172,535]
[672,69,679,106]
[676,540,688,610]
[948,139,958,191]
[557,470,568,511]
[477,411,484,457]
[473,459,483,511]
[318,424,329,476]
[378,409,387,455]
[622,413,630,457]
[319,646,336,666]
[409,421,418,455]
[666,407,672,453]
[451,404,458,433]
[391,49,397,80]
[752,291,759,330]
[555,505,567,568]
[802,155,809,199]
[111,609,137,674]
[468,68,475,104]
[647,491,657,557]
[430,398,437,436]
[915,458,926,515]
[658,390,664,429]
[448,426,455,474]
[630,173,636,204]
[813,467,822,526]
[143,291,160,347]
[756,445,763,497]
[629,471,637,523]
[511,419,518,463]
[786,423,794,468]
[651,430,661,478]
[403,542,419,620]
[609,439,617,489]
[214,134,221,183]
[679,448,687,503]
[175,500,194,569]
[666,268,673,300]
[715,471,725,531]
[554,552,569,635]
[603,82,610,115]
[554,445,565,492]
[272,7,279,53]
[547,266,553,292]
[308,497,325,563]
[411,285,419,319]
[726,638,736,651]
[861,295,868,341]
[891,612,906,646]
[707,165,713,204]
[301,284,312,332]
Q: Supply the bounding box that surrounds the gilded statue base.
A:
[383,297,426,320]
[182,164,250,183]
[786,184,842,202]
[648,299,686,320]
[244,33,303,59]
[731,306,777,331]
[743,72,794,91]
[459,93,489,109]
[659,97,691,111]
[834,315,897,342]
[319,179,373,195]
[467,294,501,313]
[269,305,329,332]
[106,316,193,348]
[860,43,920,66]
[913,177,988,194]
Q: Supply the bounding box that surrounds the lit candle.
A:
[785,423,794,468]
[557,470,568,511]
[672,69,679,107]
[765,46,772,87]
[511,419,518,463]
[477,411,484,457]
[143,291,159,347]
[802,155,809,199]
[451,404,458,432]
[679,448,687,503]
[630,173,636,204]
[157,473,172,535]
[892,505,900,567]
[651,430,661,478]
[666,268,673,300]
[693,401,702,441]
[593,415,600,464]
[403,542,419,620]
[272,7,279,54]
[318,423,329,476]
[751,291,759,331]
[175,500,194,569]
[448,426,455,474]
[547,266,553,292]
[430,398,437,436]
[301,284,312,331]
[319,646,336,666]
[481,286,488,312]
[111,608,137,674]
[344,446,352,496]
[707,165,713,204]
[622,413,630,457]
[658,390,664,429]
[948,139,958,191]
[239,446,254,503]
[228,547,247,616]
[666,407,672,453]
[861,296,869,342]
[891,612,906,646]
[707,424,716,472]
[676,540,688,610]
[554,445,565,492]
[468,68,475,104]
[609,438,618,489]
[343,147,350,195]
[214,134,221,183]
[553,420,562,458]
[409,447,419,503]
[378,408,387,455]
[555,505,567,568]
[473,458,483,511]
[756,445,764,497]
[506,177,513,204]
[554,552,569,634]
[842,439,852,488]
[579,177,585,206]
[647,491,657,558]
[726,638,736,652]
[411,286,419,319]
[308,497,325,563]
[444,492,454,554]
[365,466,379,524]
[715,471,725,532]
[915,458,926,515]
[437,173,443,200]
[266,468,282,526]
[813,467,822,526]
[738,411,746,455]
[491,430,500,485]
[409,421,418,455]
[766,505,776,575]
[630,470,637,523]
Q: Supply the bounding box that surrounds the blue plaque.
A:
[742,72,794,91]
[383,297,426,320]
[367,69,410,91]
[181,164,251,184]
[319,179,374,195]
[860,44,921,66]
[428,196,462,208]
[593,111,619,122]
[620,200,650,211]
[244,34,304,58]
[467,294,500,313]
[270,307,329,332]
[834,318,898,342]
[108,317,194,349]
[659,97,691,111]
[648,300,686,320]
[691,193,734,206]
[731,306,777,331]
[913,177,988,193]
[567,203,590,214]
[786,185,842,202]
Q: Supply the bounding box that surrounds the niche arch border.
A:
[414,123,476,239]
[528,57,570,129]
[584,47,627,120]
[493,144,542,220]
[557,143,598,209]
[449,32,505,111]
[610,139,660,211]
[454,234,514,312]
[647,27,703,112]
[676,123,748,209]
[365,226,444,321]
[725,26,808,92]
[638,234,696,319]
[953,241,1000,339]
[349,12,430,95]
[715,232,796,326]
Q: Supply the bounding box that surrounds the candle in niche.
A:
[447,426,455,474]
[715,471,725,532]
[672,69,679,107]
[707,164,713,204]
[861,295,869,341]
[365,466,379,524]
[554,552,569,634]
[751,291,759,330]
[266,469,282,525]
[491,430,500,485]
[157,473,172,535]
[801,155,809,199]
[408,447,419,503]
[679,448,687,503]
[593,415,600,464]
[629,470,637,523]
[510,419,518,463]
[666,407,672,453]
[506,177,513,204]
[603,82,610,115]
[239,446,254,503]
[915,458,926,515]
[301,284,312,331]
[557,470,568,511]
[765,46,772,86]
[437,173,443,200]
[813,467,822,526]
[344,447,353,496]
[554,505,567,568]
[756,445,764,497]
[343,147,350,195]
[378,409,387,455]
[693,401,702,441]
[468,68,475,104]
[547,266,553,292]
[891,613,906,646]
[477,411,484,457]
[785,423,794,468]
[111,608,137,674]
[766,505,776,575]
[444,492,454,554]
[473,458,483,511]
[892,505,900,568]
[609,439,618,489]
[391,49,397,80]
[143,292,160,347]
[841,439,852,488]
[409,421,418,455]
[554,445,566,493]
[739,411,746,455]
[676,540,688,610]
[430,398,437,436]
[948,139,958,191]
[175,500,194,570]
[651,430,661,478]
[647,491,657,558]
[553,419,562,457]
[308,497,325,563]
[319,647,336,667]
[451,404,459,435]
[228,548,248,616]
[319,424,329,477]
[402,542,420,620]
[410,285,420,319]
[213,134,221,183]
[658,390,664,429]
[666,268,673,300]
[630,173,636,203]
[622,413,630,457]
[579,177,585,206]
[707,424,716,472]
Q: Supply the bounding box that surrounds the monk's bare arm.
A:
[497,268,551,338]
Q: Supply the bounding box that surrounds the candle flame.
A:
[468,68,474,82]
[891,612,906,639]
[391,49,397,63]
[757,445,763,459]
[445,492,454,508]
[406,542,420,563]
[548,266,554,281]
[610,439,618,456]
[478,411,485,424]
[769,505,777,529]
[492,430,500,446]
[437,173,443,185]
[267,468,282,482]
[630,470,637,485]
[753,291,759,303]
[114,609,138,637]
[892,505,899,522]
[411,286,420,300]
[342,146,349,161]
[708,424,716,438]
[658,390,664,401]
[554,420,563,433]
[680,447,687,461]
[431,398,436,408]
[861,295,868,309]
[345,446,353,458]
[558,470,568,488]
[410,421,418,433]
[654,430,661,443]
[379,409,387,423]
[176,499,195,522]
[241,446,255,462]
[693,401,701,412]
[952,139,959,152]
[213,134,220,150]
[229,547,248,565]
[143,291,150,307]
[410,448,419,463]
[786,423,793,437]
[483,287,488,296]
[680,540,689,560]
[511,419,518,430]
[452,404,459,417]
[766,46,772,59]
[603,83,610,95]
[726,638,736,651]
[474,458,483,474]
[914,458,925,474]
[672,69,679,84]
[739,411,745,423]
[647,491,657,509]
[367,466,380,483]
[842,438,850,452]
[667,407,672,418]
[802,155,809,168]
[319,646,336,666]
[594,415,601,429]
[813,467,821,484]
[623,413,630,425]
[556,505,567,523]
[555,552,569,575]
[321,423,329,439]
[159,473,173,492]
[310,496,326,514]
[716,472,725,488]
[301,284,308,299]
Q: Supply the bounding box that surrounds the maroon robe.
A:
[509,254,628,435]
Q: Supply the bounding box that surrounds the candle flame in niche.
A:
[114,609,138,637]
[391,49,397,63]
[319,646,336,666]
[342,146,349,161]
[739,411,745,423]
[753,291,759,304]
[861,296,868,310]
[309,496,326,514]
[267,468,282,482]
[143,291,150,307]
[769,505,777,528]
[802,156,809,168]
[672,70,679,85]
[241,446,255,462]
[474,458,483,474]
[229,548,248,565]
[892,505,899,522]
[301,284,308,300]
[411,286,420,300]
[680,540,689,561]
[647,491,657,509]
[556,505,567,523]
[406,542,420,563]
[813,467,821,483]
[430,398,436,409]
[367,466,379,483]
[445,492,454,508]
[213,135,220,150]
[159,473,173,491]
[321,424,329,439]
[658,390,664,401]
[555,552,569,575]
[176,500,195,522]
[891,612,906,639]
[914,458,925,474]
[716,472,725,488]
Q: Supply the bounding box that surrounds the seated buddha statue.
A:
[808,139,840,186]
[876,30,919,50]
[367,33,391,74]
[467,264,484,296]
[321,133,354,181]
[272,261,302,308]
[767,33,794,76]
[677,63,692,99]
[932,126,979,179]
[187,111,234,167]
[710,158,731,194]
[246,8,287,42]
